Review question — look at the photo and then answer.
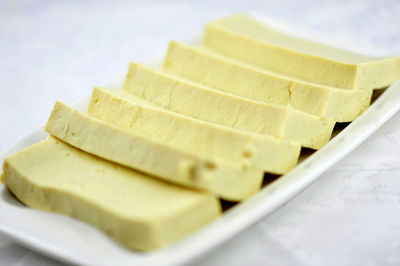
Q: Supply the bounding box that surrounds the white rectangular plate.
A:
[1,13,400,266]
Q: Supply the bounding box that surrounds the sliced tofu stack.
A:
[87,87,301,174]
[203,14,400,90]
[162,41,373,122]
[1,136,221,251]
[45,102,264,201]
[5,13,396,253]
[123,62,335,149]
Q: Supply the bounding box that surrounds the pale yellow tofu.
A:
[163,41,372,122]
[203,14,400,90]
[45,102,263,201]
[88,87,301,174]
[1,136,221,251]
[124,62,335,149]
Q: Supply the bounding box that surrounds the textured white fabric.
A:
[1,1,400,265]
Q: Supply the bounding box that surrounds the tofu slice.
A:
[123,62,335,149]
[203,14,400,90]
[45,102,263,201]
[162,41,373,122]
[88,87,301,174]
[1,136,221,251]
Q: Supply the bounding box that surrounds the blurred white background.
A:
[1,0,400,265]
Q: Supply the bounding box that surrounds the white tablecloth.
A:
[1,1,400,265]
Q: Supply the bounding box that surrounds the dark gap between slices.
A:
[220,172,281,212]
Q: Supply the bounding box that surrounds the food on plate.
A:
[1,136,221,251]
[2,13,398,252]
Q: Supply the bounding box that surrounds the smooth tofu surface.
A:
[1,136,221,251]
[125,62,287,138]
[124,62,335,149]
[163,41,291,106]
[203,14,400,90]
[208,14,371,63]
[88,87,301,174]
[163,41,373,122]
[45,102,263,201]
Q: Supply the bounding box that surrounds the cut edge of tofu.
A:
[203,14,400,90]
